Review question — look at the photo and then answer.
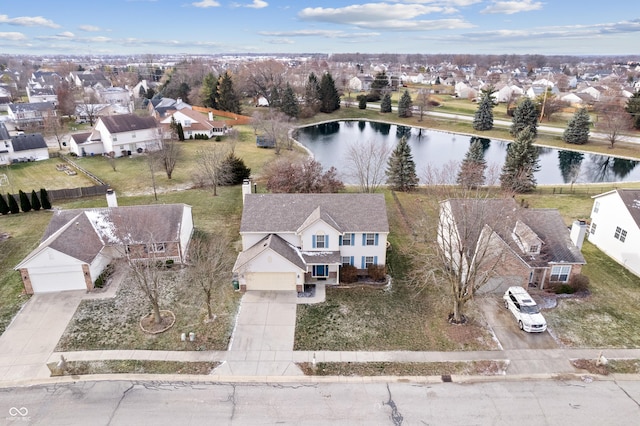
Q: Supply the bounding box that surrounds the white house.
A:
[68,131,104,157]
[90,114,160,157]
[588,189,640,277]
[159,108,227,139]
[15,203,194,294]
[99,86,131,107]
[0,125,50,164]
[233,183,389,292]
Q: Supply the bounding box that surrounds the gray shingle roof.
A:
[0,123,9,141]
[11,133,47,151]
[617,189,640,228]
[234,233,306,271]
[99,114,158,134]
[240,193,389,234]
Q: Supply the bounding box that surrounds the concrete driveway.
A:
[214,291,303,376]
[478,296,558,350]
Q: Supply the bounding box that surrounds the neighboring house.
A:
[588,189,640,277]
[439,198,586,294]
[90,114,160,157]
[26,86,58,104]
[68,131,104,157]
[0,125,49,164]
[98,86,131,107]
[159,108,227,139]
[15,203,194,294]
[233,183,389,292]
[7,102,55,128]
[74,103,130,123]
[69,71,111,88]
[148,97,191,118]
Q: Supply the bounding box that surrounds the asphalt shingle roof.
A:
[11,133,47,151]
[99,114,158,134]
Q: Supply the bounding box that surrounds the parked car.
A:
[503,286,547,333]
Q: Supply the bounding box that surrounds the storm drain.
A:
[441,374,453,382]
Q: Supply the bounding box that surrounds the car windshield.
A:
[520,305,540,314]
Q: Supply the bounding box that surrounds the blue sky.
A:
[0,1,638,56]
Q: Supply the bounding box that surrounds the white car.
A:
[503,286,547,333]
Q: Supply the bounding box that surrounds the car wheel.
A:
[518,320,524,331]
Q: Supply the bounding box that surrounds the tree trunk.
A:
[152,302,162,325]
[451,298,465,324]
[205,291,213,319]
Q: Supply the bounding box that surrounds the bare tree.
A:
[238,60,287,106]
[187,230,235,320]
[414,88,431,122]
[345,139,392,193]
[264,156,344,193]
[251,109,293,154]
[78,92,102,126]
[158,138,181,179]
[42,110,66,150]
[146,148,160,201]
[595,97,633,149]
[195,144,230,196]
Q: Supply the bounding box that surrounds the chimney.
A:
[208,111,213,121]
[242,179,252,202]
[570,220,587,250]
[106,188,118,207]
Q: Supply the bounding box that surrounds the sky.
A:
[0,1,639,57]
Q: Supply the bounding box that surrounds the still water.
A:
[295,121,640,185]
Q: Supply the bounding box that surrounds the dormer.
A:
[296,206,341,251]
[511,220,543,255]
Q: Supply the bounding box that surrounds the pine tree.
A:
[319,72,340,113]
[30,190,41,211]
[221,152,251,185]
[380,93,392,113]
[358,95,367,109]
[281,83,299,118]
[19,190,31,212]
[500,126,540,193]
[457,139,487,188]
[370,71,389,101]
[510,98,539,137]
[7,193,19,214]
[0,193,9,215]
[200,72,218,109]
[562,108,591,145]
[473,87,495,131]
[177,122,185,141]
[386,136,418,191]
[39,188,52,210]
[397,90,413,118]
[626,90,640,129]
[216,71,241,114]
[304,73,321,112]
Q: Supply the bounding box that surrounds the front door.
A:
[312,265,328,278]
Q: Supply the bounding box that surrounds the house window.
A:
[550,265,571,282]
[143,243,166,253]
[112,136,117,141]
[341,256,353,267]
[315,234,326,249]
[529,245,539,253]
[364,256,375,268]
[364,233,376,246]
[593,201,600,213]
[342,233,352,246]
[590,222,597,235]
[131,132,136,138]
[614,226,627,242]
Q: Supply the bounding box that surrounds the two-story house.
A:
[159,108,227,139]
[233,182,389,292]
[588,189,640,277]
[0,124,49,164]
[89,114,160,157]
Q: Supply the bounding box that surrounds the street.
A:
[1,378,639,425]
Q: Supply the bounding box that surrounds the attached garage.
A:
[27,268,87,293]
[244,272,297,291]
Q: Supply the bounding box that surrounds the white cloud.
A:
[260,29,380,39]
[192,0,220,8]
[481,1,543,15]
[0,14,60,28]
[57,31,75,38]
[0,32,26,41]
[79,25,101,32]
[246,0,268,8]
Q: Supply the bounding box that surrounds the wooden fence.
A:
[47,185,110,201]
[192,106,252,126]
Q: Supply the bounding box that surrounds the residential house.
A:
[148,97,191,119]
[588,189,640,277]
[90,114,160,157]
[233,184,389,292]
[439,198,586,294]
[0,124,50,164]
[159,109,227,139]
[26,86,58,105]
[68,131,103,157]
[98,86,131,108]
[15,203,194,294]
[74,103,130,123]
[348,75,373,92]
[68,71,111,89]
[7,102,55,128]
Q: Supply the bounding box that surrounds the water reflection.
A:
[294,121,640,185]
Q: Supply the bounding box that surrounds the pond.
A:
[294,121,640,185]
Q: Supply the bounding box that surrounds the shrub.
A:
[570,273,590,292]
[94,264,114,288]
[340,265,358,283]
[367,264,387,282]
[554,284,575,294]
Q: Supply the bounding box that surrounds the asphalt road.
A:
[1,379,639,425]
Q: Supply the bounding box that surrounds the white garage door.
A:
[29,270,87,293]
[244,272,296,291]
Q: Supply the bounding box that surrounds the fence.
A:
[47,185,109,201]
[192,106,252,126]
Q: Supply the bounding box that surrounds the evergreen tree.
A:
[177,123,185,141]
[200,72,218,109]
[280,83,299,118]
[358,95,367,109]
[19,190,31,212]
[319,72,340,113]
[380,93,392,113]
[39,188,52,210]
[304,73,321,112]
[473,87,495,131]
[386,136,418,191]
[216,71,241,114]
[221,152,251,185]
[0,193,9,215]
[30,190,41,211]
[510,98,539,137]
[457,139,487,188]
[500,126,540,193]
[625,90,640,130]
[397,90,413,118]
[370,71,389,101]
[562,108,591,145]
[7,193,19,214]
